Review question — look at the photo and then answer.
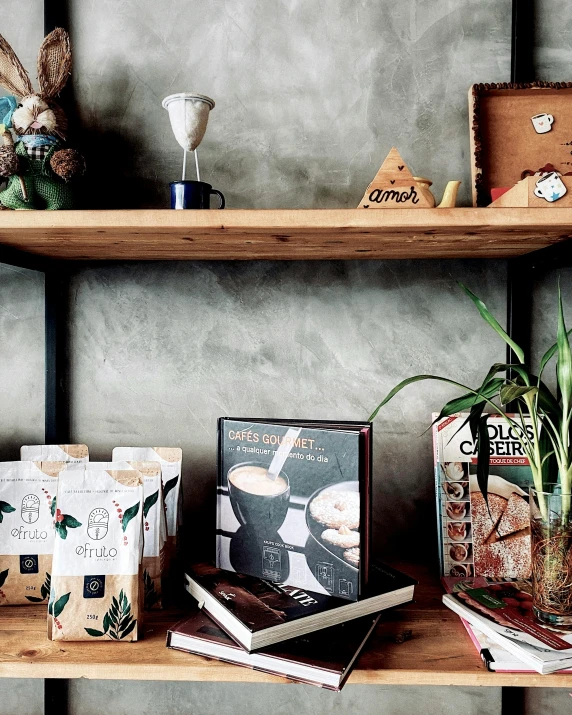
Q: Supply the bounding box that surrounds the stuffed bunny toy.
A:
[0,28,85,209]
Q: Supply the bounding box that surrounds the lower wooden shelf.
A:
[0,563,570,686]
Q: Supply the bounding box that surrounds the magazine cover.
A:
[216,419,371,601]
[433,413,533,579]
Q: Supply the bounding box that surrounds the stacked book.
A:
[167,418,416,689]
[443,578,572,675]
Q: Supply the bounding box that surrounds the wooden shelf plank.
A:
[0,563,571,685]
[0,208,570,260]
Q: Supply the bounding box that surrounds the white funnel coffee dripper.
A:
[162,93,215,181]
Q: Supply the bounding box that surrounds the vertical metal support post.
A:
[43,4,73,713]
[503,2,534,709]
[511,0,534,83]
[45,679,69,715]
[506,256,533,367]
[45,264,70,444]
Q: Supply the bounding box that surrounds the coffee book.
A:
[443,585,572,674]
[184,562,415,651]
[167,606,380,690]
[216,418,372,601]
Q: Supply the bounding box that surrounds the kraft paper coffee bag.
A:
[21,445,89,463]
[127,461,166,609]
[0,461,68,605]
[49,467,144,641]
[112,448,182,569]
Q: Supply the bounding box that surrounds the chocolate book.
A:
[216,418,372,601]
[433,413,533,579]
[167,606,380,690]
[185,562,415,651]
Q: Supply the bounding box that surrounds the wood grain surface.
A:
[0,209,570,260]
[0,562,571,685]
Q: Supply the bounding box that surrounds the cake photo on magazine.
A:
[433,413,534,580]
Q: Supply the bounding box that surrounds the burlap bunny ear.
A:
[0,33,33,97]
[37,28,72,99]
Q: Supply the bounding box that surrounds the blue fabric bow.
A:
[0,95,17,128]
[18,134,59,148]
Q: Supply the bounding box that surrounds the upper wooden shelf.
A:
[0,208,571,260]
[1,562,571,686]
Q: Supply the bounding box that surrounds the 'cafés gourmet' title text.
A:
[228,429,316,450]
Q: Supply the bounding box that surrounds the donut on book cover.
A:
[216,418,372,601]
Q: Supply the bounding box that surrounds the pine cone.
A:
[0,146,19,177]
[50,149,86,182]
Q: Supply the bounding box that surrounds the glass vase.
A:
[530,487,572,626]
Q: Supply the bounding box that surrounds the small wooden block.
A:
[489,176,572,207]
[358,147,433,209]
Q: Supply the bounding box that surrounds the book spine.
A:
[216,418,224,568]
[359,426,372,593]
[432,414,445,576]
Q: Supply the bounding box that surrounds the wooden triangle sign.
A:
[358,147,432,209]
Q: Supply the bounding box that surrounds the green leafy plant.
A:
[370,282,572,521]
[0,501,16,523]
[370,281,572,621]
[85,589,137,640]
[26,572,51,603]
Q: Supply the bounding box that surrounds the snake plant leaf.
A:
[85,628,105,637]
[499,385,538,405]
[434,378,504,422]
[539,329,572,380]
[0,569,8,588]
[475,414,491,505]
[369,374,483,422]
[557,282,572,412]
[459,282,525,364]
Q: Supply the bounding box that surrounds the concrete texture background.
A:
[1,0,571,712]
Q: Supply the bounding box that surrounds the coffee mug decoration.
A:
[534,171,567,202]
[162,92,225,209]
[0,28,85,210]
[531,113,554,134]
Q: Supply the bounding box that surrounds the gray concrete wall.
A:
[0,1,571,713]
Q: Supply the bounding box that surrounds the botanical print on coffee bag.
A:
[49,468,144,641]
[0,461,68,605]
[112,448,182,566]
[127,461,166,609]
[21,445,89,463]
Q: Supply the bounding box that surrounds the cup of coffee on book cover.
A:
[228,462,291,532]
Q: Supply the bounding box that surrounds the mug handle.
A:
[547,114,554,124]
[210,189,225,209]
[534,185,544,199]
